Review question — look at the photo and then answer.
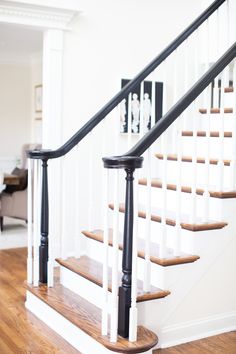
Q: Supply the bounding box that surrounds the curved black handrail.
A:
[103,42,236,168]
[28,0,226,160]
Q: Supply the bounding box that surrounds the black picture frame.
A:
[120,79,163,133]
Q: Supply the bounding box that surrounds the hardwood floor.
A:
[154,332,236,353]
[0,247,81,354]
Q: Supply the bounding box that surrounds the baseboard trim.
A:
[160,311,236,348]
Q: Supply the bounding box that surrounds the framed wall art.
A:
[120,79,163,134]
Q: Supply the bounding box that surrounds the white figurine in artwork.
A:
[143,93,152,132]
[131,93,140,133]
[120,99,126,132]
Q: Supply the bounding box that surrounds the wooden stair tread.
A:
[82,229,200,266]
[26,280,158,353]
[182,131,232,137]
[109,203,227,232]
[56,256,170,302]
[139,178,236,199]
[155,153,231,166]
[199,108,233,114]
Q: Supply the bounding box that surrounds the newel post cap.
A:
[102,155,143,169]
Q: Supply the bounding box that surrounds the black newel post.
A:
[39,158,49,283]
[102,155,143,339]
[118,167,135,338]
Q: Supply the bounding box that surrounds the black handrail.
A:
[28,0,226,160]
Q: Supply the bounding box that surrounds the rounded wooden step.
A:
[27,280,158,353]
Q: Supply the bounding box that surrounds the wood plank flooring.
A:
[0,247,81,354]
[154,331,236,353]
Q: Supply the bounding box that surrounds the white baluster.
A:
[127,93,132,149]
[183,39,189,130]
[151,71,156,128]
[160,132,167,258]
[61,156,67,260]
[33,159,40,286]
[162,61,167,115]
[190,101,197,225]
[144,148,151,292]
[175,124,182,256]
[27,158,33,284]
[203,85,211,221]
[129,171,139,342]
[230,60,236,190]
[190,31,200,225]
[217,69,226,191]
[88,131,94,230]
[110,169,119,343]
[75,145,81,258]
[139,81,144,136]
[102,168,109,336]
[201,18,211,221]
[47,160,54,288]
[171,50,178,152]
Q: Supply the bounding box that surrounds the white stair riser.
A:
[198,114,235,132]
[138,184,233,219]
[60,259,197,317]
[116,212,226,254]
[153,160,232,189]
[152,135,235,158]
[180,136,235,159]
[84,235,190,289]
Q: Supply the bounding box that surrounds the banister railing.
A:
[28,0,226,161]
[26,0,232,345]
[103,42,236,338]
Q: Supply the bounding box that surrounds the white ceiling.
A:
[0,23,43,63]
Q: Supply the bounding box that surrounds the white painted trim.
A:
[0,0,80,29]
[60,265,109,311]
[26,291,125,354]
[160,311,236,348]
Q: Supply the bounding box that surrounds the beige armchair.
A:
[0,143,41,231]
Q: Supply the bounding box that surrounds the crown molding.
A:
[0,1,80,29]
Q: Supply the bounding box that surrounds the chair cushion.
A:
[4,167,28,194]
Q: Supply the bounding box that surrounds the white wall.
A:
[0,54,42,172]
[0,62,31,171]
[30,52,43,143]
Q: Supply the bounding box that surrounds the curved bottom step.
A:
[26,279,158,354]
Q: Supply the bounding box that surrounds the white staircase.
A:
[25,1,236,353]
